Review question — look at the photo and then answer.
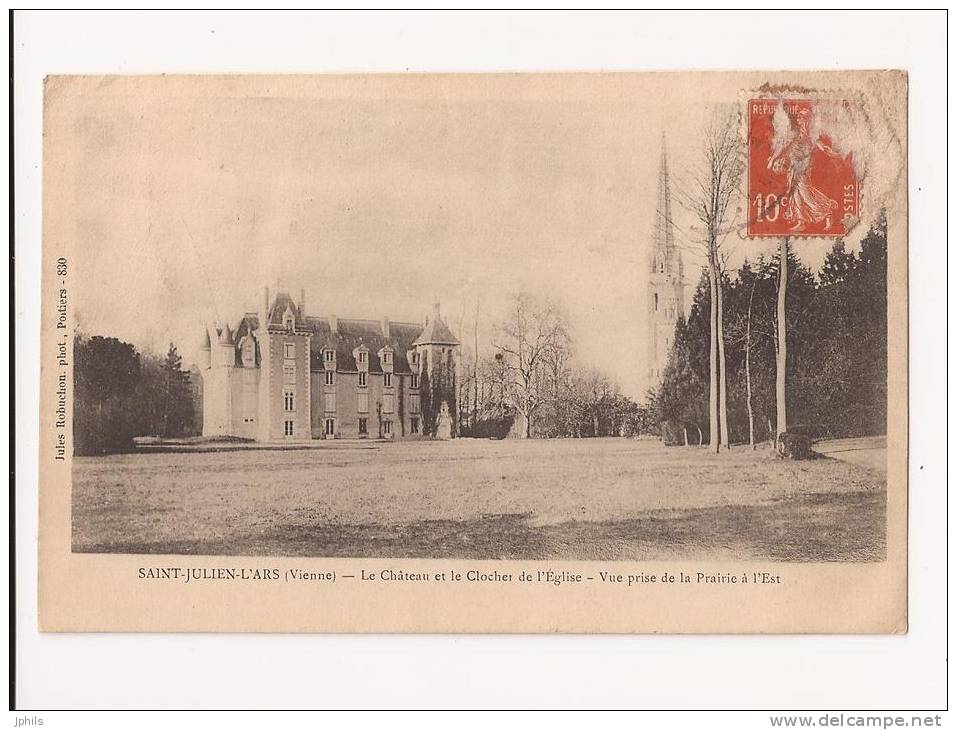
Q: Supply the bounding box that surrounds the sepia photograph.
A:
[55,73,901,564]
[18,8,947,716]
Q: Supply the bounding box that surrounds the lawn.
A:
[72,438,886,562]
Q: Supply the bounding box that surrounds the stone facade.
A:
[200,289,459,441]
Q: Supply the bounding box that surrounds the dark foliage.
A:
[776,432,813,460]
[659,420,685,447]
[460,415,515,440]
[74,335,197,455]
[655,213,888,444]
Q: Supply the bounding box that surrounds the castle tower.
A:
[257,288,312,441]
[412,302,460,439]
[647,134,685,390]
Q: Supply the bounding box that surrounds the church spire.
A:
[646,132,686,393]
[651,133,682,281]
[655,133,675,255]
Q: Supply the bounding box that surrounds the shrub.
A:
[460,416,514,440]
[659,420,684,447]
[776,432,813,460]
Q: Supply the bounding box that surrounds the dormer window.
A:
[324,349,335,363]
[411,352,420,365]
[358,351,367,364]
[383,351,392,365]
[283,306,295,331]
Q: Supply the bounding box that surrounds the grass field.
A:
[72,438,886,561]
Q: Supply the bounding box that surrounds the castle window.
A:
[357,392,369,413]
[383,394,394,414]
[324,349,335,363]
[358,372,367,387]
[284,420,294,437]
[284,343,295,359]
[383,373,392,388]
[325,418,336,436]
[358,418,368,435]
[383,420,392,436]
[410,374,419,389]
[283,363,296,383]
[410,395,420,414]
[410,417,419,434]
[654,293,659,311]
[325,370,335,386]
[284,390,295,412]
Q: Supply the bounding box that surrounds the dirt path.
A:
[814,436,887,473]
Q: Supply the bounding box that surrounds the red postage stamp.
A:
[747,98,861,237]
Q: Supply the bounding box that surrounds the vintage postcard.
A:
[39,71,907,633]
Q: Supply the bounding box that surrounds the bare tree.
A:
[725,266,760,450]
[573,368,618,437]
[776,237,789,438]
[676,112,745,453]
[745,273,757,449]
[493,292,571,438]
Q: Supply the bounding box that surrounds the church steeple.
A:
[647,133,685,392]
[650,134,683,280]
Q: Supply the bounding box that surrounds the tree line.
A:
[651,214,888,446]
[456,292,641,439]
[74,335,198,455]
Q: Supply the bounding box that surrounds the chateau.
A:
[200,289,460,441]
[647,137,685,388]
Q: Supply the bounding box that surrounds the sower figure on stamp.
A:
[769,105,842,233]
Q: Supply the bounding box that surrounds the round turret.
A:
[218,325,236,367]
[199,327,212,370]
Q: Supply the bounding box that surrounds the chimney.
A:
[381,316,390,338]
[329,314,338,333]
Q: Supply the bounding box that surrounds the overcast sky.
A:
[57,73,890,399]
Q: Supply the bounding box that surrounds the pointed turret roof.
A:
[200,327,211,350]
[412,303,459,346]
[265,291,305,329]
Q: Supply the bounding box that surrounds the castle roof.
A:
[412,305,460,346]
[264,292,305,329]
[307,316,422,373]
[218,292,459,373]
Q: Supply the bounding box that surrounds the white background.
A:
[10,10,949,714]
